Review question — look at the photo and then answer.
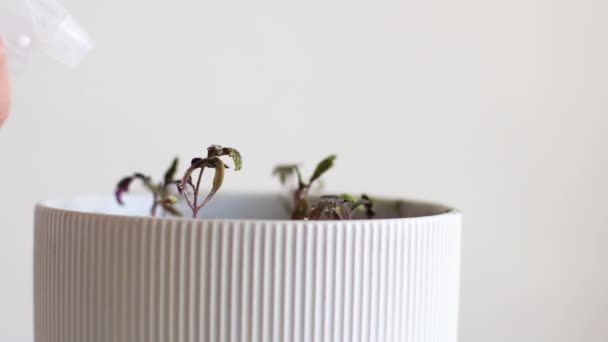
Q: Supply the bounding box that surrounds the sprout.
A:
[178,145,243,218]
[274,155,376,220]
[115,148,377,221]
[308,194,376,220]
[115,158,182,217]
[273,154,336,219]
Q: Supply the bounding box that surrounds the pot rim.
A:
[36,192,460,224]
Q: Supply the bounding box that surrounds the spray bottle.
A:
[0,0,94,74]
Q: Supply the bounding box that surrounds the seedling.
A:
[273,155,375,220]
[273,154,336,219]
[177,145,242,218]
[115,157,182,217]
[116,149,374,220]
[309,194,376,220]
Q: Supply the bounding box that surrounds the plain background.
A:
[1,0,607,340]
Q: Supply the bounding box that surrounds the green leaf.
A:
[340,193,358,203]
[206,145,242,171]
[309,155,336,184]
[160,202,182,217]
[338,193,375,218]
[273,165,300,185]
[224,148,242,171]
[162,195,179,205]
[200,157,225,208]
[308,197,351,220]
[163,157,179,185]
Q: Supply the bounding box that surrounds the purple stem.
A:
[192,168,204,218]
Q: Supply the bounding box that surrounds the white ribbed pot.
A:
[34,193,461,342]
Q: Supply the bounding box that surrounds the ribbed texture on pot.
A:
[34,207,461,342]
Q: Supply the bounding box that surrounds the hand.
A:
[0,37,11,127]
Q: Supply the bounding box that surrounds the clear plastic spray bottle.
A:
[0,0,94,73]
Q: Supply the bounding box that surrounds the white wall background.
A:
[1,0,607,340]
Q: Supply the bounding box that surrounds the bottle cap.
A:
[0,0,94,73]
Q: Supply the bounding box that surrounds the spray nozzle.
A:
[0,0,94,73]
